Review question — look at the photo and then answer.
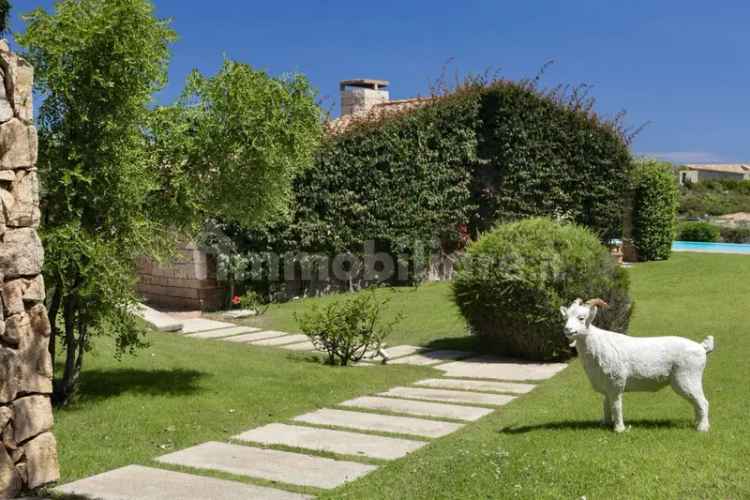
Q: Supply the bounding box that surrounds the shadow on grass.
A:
[498,419,688,434]
[422,335,479,352]
[73,368,207,403]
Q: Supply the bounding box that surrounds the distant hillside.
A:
[680,179,750,217]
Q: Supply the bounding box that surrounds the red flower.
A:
[231,295,241,305]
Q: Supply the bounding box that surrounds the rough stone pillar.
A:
[0,40,60,498]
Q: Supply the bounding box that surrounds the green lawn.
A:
[53,253,749,498]
[52,334,432,492]
[319,253,750,499]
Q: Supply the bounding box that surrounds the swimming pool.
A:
[672,241,750,254]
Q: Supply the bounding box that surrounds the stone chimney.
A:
[340,79,389,117]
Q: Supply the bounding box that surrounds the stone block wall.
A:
[136,241,226,311]
[0,41,60,497]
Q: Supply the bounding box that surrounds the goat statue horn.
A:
[586,298,609,309]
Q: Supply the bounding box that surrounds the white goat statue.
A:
[560,298,714,432]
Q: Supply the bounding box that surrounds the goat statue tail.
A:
[702,336,715,354]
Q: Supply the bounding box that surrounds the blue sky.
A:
[10,0,750,163]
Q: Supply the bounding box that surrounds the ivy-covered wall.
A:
[235,80,632,293]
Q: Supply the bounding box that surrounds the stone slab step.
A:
[157,441,376,490]
[134,304,182,332]
[234,423,426,461]
[54,465,310,500]
[383,345,426,359]
[221,330,289,343]
[281,340,318,351]
[185,326,261,339]
[379,386,515,407]
[179,318,237,334]
[388,350,472,366]
[223,309,256,319]
[251,334,309,346]
[436,356,568,381]
[414,378,535,394]
[339,396,493,422]
[293,408,463,438]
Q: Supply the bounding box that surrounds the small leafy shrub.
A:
[239,290,269,316]
[631,159,679,261]
[719,225,750,244]
[296,292,402,366]
[677,222,720,242]
[453,218,632,361]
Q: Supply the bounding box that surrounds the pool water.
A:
[672,241,750,254]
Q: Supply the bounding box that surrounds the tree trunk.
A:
[47,285,62,369]
[55,294,79,407]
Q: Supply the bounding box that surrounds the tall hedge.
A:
[631,159,679,260]
[237,80,633,289]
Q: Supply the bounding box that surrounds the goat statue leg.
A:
[610,392,626,433]
[602,394,613,426]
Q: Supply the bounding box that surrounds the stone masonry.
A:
[0,40,60,498]
[136,240,225,311]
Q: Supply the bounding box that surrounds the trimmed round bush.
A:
[677,221,720,242]
[632,159,679,261]
[452,218,632,361]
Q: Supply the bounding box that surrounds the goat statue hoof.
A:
[614,424,626,433]
[697,423,710,432]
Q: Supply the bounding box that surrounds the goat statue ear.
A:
[560,306,568,319]
[585,306,598,327]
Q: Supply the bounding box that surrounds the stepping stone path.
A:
[339,396,495,422]
[378,386,516,406]
[388,349,472,366]
[157,442,375,489]
[437,355,568,381]
[414,378,536,394]
[179,318,238,334]
[234,423,427,461]
[186,326,260,339]
[57,308,570,499]
[293,408,462,438]
[56,465,311,500]
[252,333,310,346]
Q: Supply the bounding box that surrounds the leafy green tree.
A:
[18,0,176,405]
[0,0,10,36]
[20,1,321,405]
[147,61,322,230]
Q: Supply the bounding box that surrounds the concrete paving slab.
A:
[293,408,463,438]
[379,387,516,407]
[414,378,535,394]
[221,330,289,343]
[234,423,426,460]
[436,355,568,381]
[383,345,426,359]
[281,340,318,351]
[157,441,375,490]
[339,396,494,422]
[134,304,182,332]
[185,326,261,339]
[179,318,236,334]
[223,309,257,319]
[389,350,472,366]
[54,465,310,500]
[251,334,309,346]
